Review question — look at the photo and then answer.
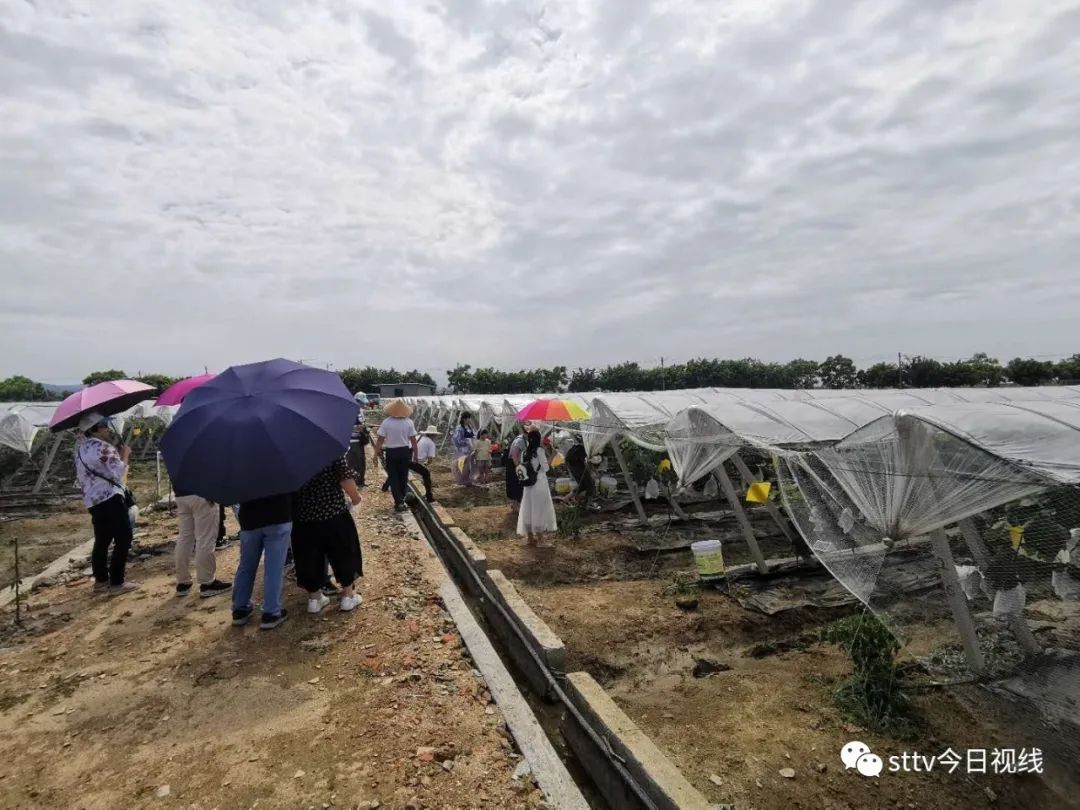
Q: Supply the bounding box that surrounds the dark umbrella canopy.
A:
[160,359,355,504]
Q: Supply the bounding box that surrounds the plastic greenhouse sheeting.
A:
[777,401,1080,621]
[665,397,894,485]
[0,403,61,454]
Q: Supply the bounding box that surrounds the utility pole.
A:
[660,356,665,391]
[897,353,904,388]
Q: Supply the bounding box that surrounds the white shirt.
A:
[416,436,437,462]
[378,417,417,449]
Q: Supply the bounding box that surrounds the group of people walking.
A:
[74,398,563,630]
[74,409,367,630]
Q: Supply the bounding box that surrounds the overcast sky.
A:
[2,0,1078,384]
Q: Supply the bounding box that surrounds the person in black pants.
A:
[372,400,419,512]
[379,459,434,502]
[346,419,370,487]
[74,412,137,595]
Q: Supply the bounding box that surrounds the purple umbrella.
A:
[159,358,355,504]
[49,380,156,432]
[156,373,216,407]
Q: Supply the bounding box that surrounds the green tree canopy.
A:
[1006,357,1055,386]
[82,369,128,386]
[818,355,858,389]
[0,375,49,402]
[338,367,437,395]
[135,374,179,391]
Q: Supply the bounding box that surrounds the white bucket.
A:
[691,539,725,579]
[555,477,577,495]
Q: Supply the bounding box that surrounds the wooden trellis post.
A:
[32,434,63,494]
[713,466,769,574]
[610,437,649,526]
[931,528,986,675]
[731,453,799,546]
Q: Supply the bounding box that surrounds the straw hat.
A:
[421,425,440,436]
[384,399,413,418]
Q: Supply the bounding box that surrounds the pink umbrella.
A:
[49,380,156,432]
[156,373,216,407]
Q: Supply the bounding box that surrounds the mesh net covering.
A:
[405,390,1080,771]
[0,401,177,455]
[778,405,1080,775]
[0,403,62,454]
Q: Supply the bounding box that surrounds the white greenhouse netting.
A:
[665,397,893,487]
[0,403,62,454]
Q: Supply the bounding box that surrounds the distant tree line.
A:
[337,367,438,394]
[443,353,1080,393]
[0,375,52,402]
[4,353,1078,401]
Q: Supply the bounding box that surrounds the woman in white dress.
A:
[516,427,558,546]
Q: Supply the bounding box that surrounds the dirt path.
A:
[0,489,548,809]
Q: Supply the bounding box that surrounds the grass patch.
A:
[822,612,918,739]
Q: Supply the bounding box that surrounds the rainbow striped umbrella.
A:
[514,398,590,422]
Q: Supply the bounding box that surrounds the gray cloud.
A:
[1,0,1078,384]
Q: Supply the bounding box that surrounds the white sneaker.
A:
[307,593,331,614]
[340,594,362,612]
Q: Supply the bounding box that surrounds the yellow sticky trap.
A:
[456,457,465,473]
[132,427,142,436]
[1009,525,1024,550]
[746,481,772,503]
[551,453,565,467]
[657,458,672,472]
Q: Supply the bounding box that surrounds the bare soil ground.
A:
[0,479,549,809]
[432,459,1076,810]
[1,461,167,590]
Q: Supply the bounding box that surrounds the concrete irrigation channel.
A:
[407,484,713,810]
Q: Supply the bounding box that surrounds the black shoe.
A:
[175,583,193,597]
[394,503,408,513]
[232,606,254,626]
[260,609,288,630]
[321,583,340,598]
[215,537,231,550]
[200,579,232,598]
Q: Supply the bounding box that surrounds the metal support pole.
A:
[713,466,769,574]
[958,518,1041,656]
[731,453,798,546]
[610,437,649,526]
[156,451,162,500]
[32,434,63,494]
[930,528,986,675]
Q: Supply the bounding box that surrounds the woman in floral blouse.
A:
[74,411,137,595]
[291,457,363,614]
